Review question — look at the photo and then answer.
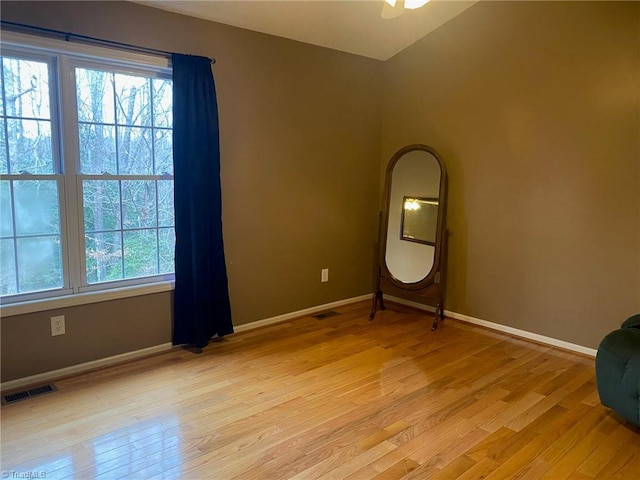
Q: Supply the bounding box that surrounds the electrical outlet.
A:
[51,315,65,336]
[321,268,329,283]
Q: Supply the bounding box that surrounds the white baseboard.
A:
[386,296,597,358]
[1,342,174,393]
[2,293,596,393]
[385,295,437,313]
[445,310,597,357]
[233,294,372,333]
[1,294,372,393]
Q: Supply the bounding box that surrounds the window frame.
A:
[0,32,175,315]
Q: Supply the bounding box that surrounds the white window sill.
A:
[0,281,174,317]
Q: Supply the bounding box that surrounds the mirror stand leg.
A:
[368,292,377,321]
[369,290,385,321]
[431,302,444,331]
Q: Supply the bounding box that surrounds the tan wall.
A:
[1,293,173,381]
[0,1,383,382]
[381,1,640,348]
[2,1,638,383]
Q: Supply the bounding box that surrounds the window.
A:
[1,55,62,297]
[0,36,174,306]
[76,67,174,285]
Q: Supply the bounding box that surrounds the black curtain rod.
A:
[0,21,216,64]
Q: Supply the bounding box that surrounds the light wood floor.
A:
[1,301,639,479]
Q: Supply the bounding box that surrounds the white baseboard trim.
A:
[386,296,597,358]
[234,294,372,333]
[445,310,597,357]
[1,294,373,393]
[385,295,437,313]
[1,342,174,393]
[4,293,594,392]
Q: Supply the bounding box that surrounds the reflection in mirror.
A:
[401,196,438,245]
[385,149,441,284]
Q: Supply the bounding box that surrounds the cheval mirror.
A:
[370,144,448,330]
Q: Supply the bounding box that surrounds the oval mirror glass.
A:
[384,148,442,284]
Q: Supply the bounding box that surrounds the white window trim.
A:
[0,31,176,316]
[0,280,174,317]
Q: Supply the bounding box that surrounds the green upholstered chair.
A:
[595,314,640,427]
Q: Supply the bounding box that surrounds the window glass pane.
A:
[115,74,151,127]
[83,180,121,232]
[6,118,53,174]
[122,180,156,229]
[158,227,175,274]
[0,69,4,114]
[16,235,62,292]
[86,231,122,284]
[2,57,50,119]
[157,180,174,227]
[152,79,172,128]
[13,180,59,236]
[0,122,7,174]
[117,126,152,175]
[0,180,13,236]
[124,229,157,278]
[154,129,172,175]
[76,68,115,124]
[79,123,116,174]
[0,238,17,295]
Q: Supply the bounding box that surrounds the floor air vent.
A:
[2,383,57,405]
[312,310,340,320]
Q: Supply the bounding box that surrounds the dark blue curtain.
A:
[172,53,233,348]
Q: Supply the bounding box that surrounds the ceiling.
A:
[132,0,478,61]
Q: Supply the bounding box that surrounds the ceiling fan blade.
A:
[381,0,404,19]
[405,0,431,9]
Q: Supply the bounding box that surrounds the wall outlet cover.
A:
[51,315,65,336]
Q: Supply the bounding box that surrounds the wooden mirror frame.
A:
[370,144,448,330]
